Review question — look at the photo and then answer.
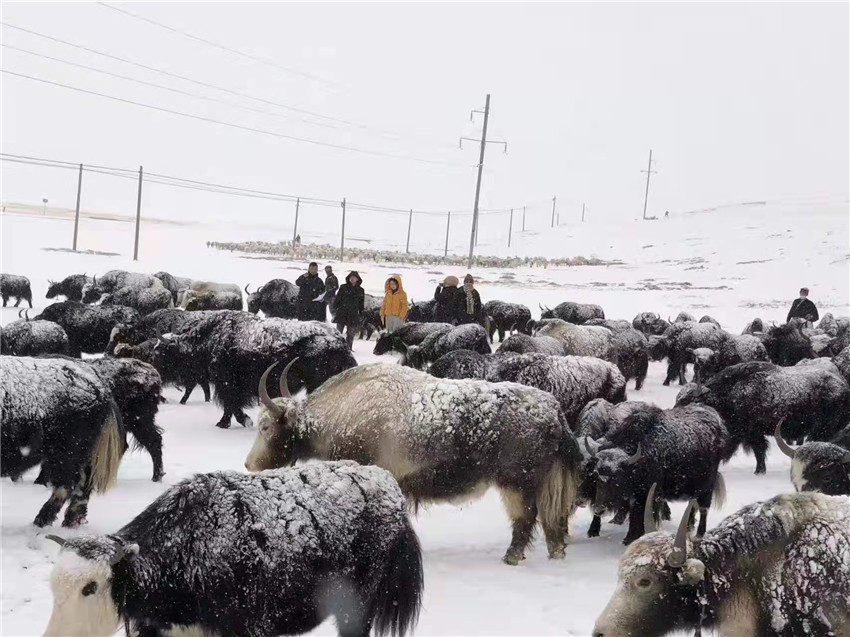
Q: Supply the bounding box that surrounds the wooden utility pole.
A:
[133,166,143,261]
[465,94,490,268]
[522,205,526,231]
[340,198,346,261]
[405,208,413,253]
[72,163,83,251]
[581,202,586,222]
[550,196,556,227]
[292,198,300,247]
[641,149,657,220]
[508,208,513,247]
[444,211,451,256]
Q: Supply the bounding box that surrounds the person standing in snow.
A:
[454,274,483,326]
[433,275,459,324]
[323,264,339,315]
[333,271,364,349]
[295,262,326,322]
[786,287,819,325]
[380,275,408,334]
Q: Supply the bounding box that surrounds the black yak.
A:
[246,279,299,317]
[46,274,92,302]
[761,321,816,366]
[774,423,850,496]
[0,311,70,356]
[497,333,566,355]
[101,284,173,316]
[540,301,604,324]
[402,323,491,369]
[372,321,452,356]
[35,301,140,357]
[484,300,532,342]
[0,273,33,307]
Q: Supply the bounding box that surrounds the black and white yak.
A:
[484,300,532,342]
[179,280,243,309]
[429,351,627,426]
[497,333,567,356]
[46,274,92,302]
[632,312,670,336]
[0,310,70,356]
[35,301,141,357]
[583,403,728,544]
[81,271,161,303]
[687,333,769,384]
[372,321,453,356]
[42,462,423,637]
[676,360,850,474]
[246,362,583,565]
[0,273,33,307]
[0,356,124,527]
[154,311,356,428]
[152,271,191,303]
[592,492,850,637]
[101,284,174,316]
[648,321,726,385]
[246,279,299,318]
[534,319,616,360]
[540,301,604,324]
[774,423,850,496]
[402,323,491,369]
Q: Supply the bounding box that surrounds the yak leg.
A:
[13,296,21,307]
[234,409,253,428]
[179,384,195,405]
[130,425,165,482]
[2,295,8,307]
[663,360,678,386]
[34,467,49,486]
[678,362,688,385]
[498,327,505,343]
[695,490,714,537]
[500,490,538,565]
[623,492,651,545]
[34,486,71,527]
[201,379,211,402]
[62,467,93,528]
[215,408,233,429]
[587,514,602,538]
[751,435,768,475]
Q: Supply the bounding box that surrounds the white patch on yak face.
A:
[245,399,297,472]
[43,551,120,637]
[790,458,808,492]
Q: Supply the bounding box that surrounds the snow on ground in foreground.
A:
[1,205,847,636]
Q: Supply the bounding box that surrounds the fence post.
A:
[292,197,300,247]
[72,163,83,251]
[508,208,513,247]
[405,208,413,253]
[133,165,143,261]
[522,205,526,231]
[444,211,451,256]
[340,198,346,261]
[582,202,586,222]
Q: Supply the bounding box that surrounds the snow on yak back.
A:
[761,321,816,366]
[497,333,566,355]
[402,323,491,369]
[539,301,604,324]
[372,321,452,356]
[593,492,850,637]
[676,360,850,474]
[246,362,582,565]
[81,271,161,303]
[151,271,191,303]
[0,273,33,307]
[484,300,532,342]
[35,301,141,357]
[246,278,299,317]
[46,274,92,302]
[774,423,850,496]
[535,319,616,361]
[42,462,423,637]
[650,321,726,386]
[0,356,123,527]
[100,284,173,316]
[105,308,218,353]
[155,311,356,428]
[632,312,670,336]
[0,312,70,356]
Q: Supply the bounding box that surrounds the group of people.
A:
[294,263,485,348]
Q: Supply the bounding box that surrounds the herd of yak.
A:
[1,268,849,637]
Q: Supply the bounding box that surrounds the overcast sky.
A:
[2,2,848,240]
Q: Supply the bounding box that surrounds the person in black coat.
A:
[295,262,326,321]
[787,287,819,324]
[334,271,364,348]
[433,275,459,324]
[454,273,484,326]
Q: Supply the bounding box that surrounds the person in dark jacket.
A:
[333,271,364,349]
[454,273,483,325]
[324,264,340,314]
[433,275,459,324]
[295,262,326,321]
[787,287,819,324]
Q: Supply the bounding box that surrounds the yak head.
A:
[400,343,427,370]
[373,332,398,356]
[46,279,61,299]
[538,303,555,320]
[674,383,714,409]
[587,444,643,517]
[81,280,103,304]
[762,322,815,366]
[775,424,850,495]
[647,335,669,361]
[105,323,135,354]
[674,311,695,323]
[42,534,139,637]
[245,284,262,314]
[245,359,302,472]
[593,489,705,637]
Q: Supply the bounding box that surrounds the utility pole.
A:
[339,198,346,261]
[444,211,451,256]
[522,205,526,232]
[581,202,586,222]
[641,149,657,220]
[508,208,513,247]
[550,196,556,227]
[459,94,506,268]
[133,166,143,261]
[72,164,83,251]
[292,198,300,248]
[405,208,413,254]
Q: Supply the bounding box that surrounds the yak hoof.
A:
[215,420,231,429]
[237,415,254,428]
[587,528,600,538]
[152,472,165,482]
[754,466,766,475]
[662,380,671,387]
[502,551,525,566]
[547,545,566,560]
[62,513,88,528]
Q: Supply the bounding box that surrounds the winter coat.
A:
[787,297,819,323]
[433,284,459,324]
[380,275,409,322]
[334,272,364,326]
[454,287,483,325]
[295,273,326,321]
[325,272,339,296]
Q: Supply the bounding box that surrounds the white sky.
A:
[1,2,848,236]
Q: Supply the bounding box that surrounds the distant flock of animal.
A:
[1,268,848,636]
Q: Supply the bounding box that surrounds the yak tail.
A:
[372,517,424,637]
[712,472,727,510]
[536,430,581,538]
[90,402,125,494]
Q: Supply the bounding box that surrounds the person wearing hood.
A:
[433,275,459,324]
[295,262,326,321]
[454,273,483,325]
[334,271,364,348]
[380,275,408,334]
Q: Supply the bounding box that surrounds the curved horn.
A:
[92,275,97,286]
[584,436,600,457]
[45,534,67,548]
[24,310,30,322]
[643,483,658,534]
[668,315,672,323]
[625,443,643,465]
[774,419,795,459]
[257,362,283,418]
[18,308,24,319]
[244,284,252,295]
[667,500,696,568]
[278,357,299,398]
[539,303,545,312]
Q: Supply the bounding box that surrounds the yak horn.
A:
[244,284,252,295]
[643,483,658,534]
[278,357,299,398]
[258,362,283,418]
[625,443,643,465]
[584,436,600,457]
[17,308,24,319]
[667,500,696,568]
[774,419,795,459]
[45,534,67,547]
[92,275,97,285]
[24,310,30,321]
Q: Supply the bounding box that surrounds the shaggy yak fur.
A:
[0,314,70,356]
[246,279,299,318]
[0,273,33,307]
[46,274,92,302]
[484,300,532,342]
[372,322,453,356]
[100,284,173,316]
[152,271,191,303]
[496,333,566,356]
[35,301,140,357]
[402,323,492,369]
[540,301,605,324]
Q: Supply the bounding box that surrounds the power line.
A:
[1,69,469,167]
[95,1,343,90]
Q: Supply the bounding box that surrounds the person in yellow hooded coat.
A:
[380,274,408,333]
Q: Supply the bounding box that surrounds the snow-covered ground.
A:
[1,204,848,636]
